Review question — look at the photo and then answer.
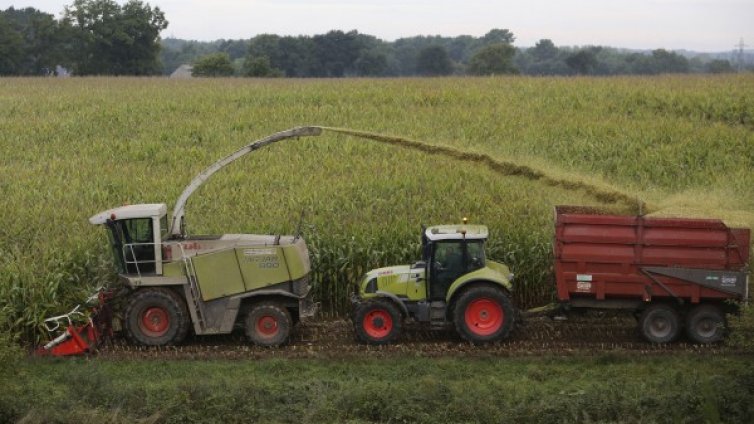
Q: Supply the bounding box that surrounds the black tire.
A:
[685,304,726,344]
[453,285,515,343]
[245,302,292,347]
[638,303,681,344]
[124,288,190,346]
[353,299,402,345]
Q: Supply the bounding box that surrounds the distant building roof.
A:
[170,64,193,78]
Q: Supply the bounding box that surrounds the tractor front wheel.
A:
[124,288,190,346]
[353,300,402,345]
[453,285,515,343]
[245,302,292,347]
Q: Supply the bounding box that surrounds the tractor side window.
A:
[467,241,486,271]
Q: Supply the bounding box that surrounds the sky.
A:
[2,0,752,52]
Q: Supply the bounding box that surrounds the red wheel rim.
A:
[363,309,393,339]
[256,315,279,337]
[140,307,169,337]
[464,298,504,336]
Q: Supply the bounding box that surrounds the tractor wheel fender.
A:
[446,278,511,305]
[374,291,409,317]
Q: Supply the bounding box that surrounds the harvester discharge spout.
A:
[169,126,323,237]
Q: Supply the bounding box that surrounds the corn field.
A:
[1,75,752,342]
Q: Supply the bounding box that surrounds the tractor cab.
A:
[423,225,488,300]
[89,204,168,276]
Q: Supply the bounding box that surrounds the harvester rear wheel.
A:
[638,303,680,344]
[245,302,292,347]
[353,299,402,345]
[124,288,190,346]
[685,304,725,344]
[453,285,515,343]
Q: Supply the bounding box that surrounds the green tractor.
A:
[352,222,516,344]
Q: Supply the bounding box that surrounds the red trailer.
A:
[554,206,750,343]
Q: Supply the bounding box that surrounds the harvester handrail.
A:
[169,126,323,237]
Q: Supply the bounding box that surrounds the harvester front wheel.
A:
[124,288,190,346]
[245,302,292,347]
[453,285,515,343]
[353,300,402,345]
[685,304,725,344]
[639,303,680,344]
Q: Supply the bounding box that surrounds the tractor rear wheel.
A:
[245,302,292,347]
[685,304,725,344]
[124,288,190,346]
[353,299,402,345]
[639,303,680,344]
[453,285,515,343]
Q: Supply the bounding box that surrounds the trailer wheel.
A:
[353,300,402,345]
[685,305,725,344]
[245,302,292,347]
[454,285,515,343]
[124,288,190,346]
[639,303,680,344]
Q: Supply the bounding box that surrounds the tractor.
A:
[352,221,516,344]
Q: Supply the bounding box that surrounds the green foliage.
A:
[0,13,24,75]
[0,7,68,75]
[2,356,754,422]
[354,49,389,76]
[566,48,600,75]
[192,52,235,77]
[468,43,518,75]
[241,55,282,77]
[416,45,453,76]
[707,59,735,74]
[0,76,752,341]
[63,0,168,75]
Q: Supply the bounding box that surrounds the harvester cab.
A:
[352,223,516,345]
[89,204,167,275]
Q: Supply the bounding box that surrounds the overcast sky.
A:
[2,0,751,52]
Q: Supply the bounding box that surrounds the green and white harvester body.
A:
[352,223,516,344]
[88,127,322,347]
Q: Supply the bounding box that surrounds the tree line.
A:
[0,1,166,76]
[179,32,741,77]
[1,1,745,77]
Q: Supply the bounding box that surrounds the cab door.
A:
[429,241,466,300]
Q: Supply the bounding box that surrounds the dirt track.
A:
[98,313,754,360]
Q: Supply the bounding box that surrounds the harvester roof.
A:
[89,203,167,225]
[425,224,488,241]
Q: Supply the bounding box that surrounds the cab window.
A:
[467,241,486,271]
[124,218,153,244]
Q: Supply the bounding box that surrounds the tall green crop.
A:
[1,75,752,342]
